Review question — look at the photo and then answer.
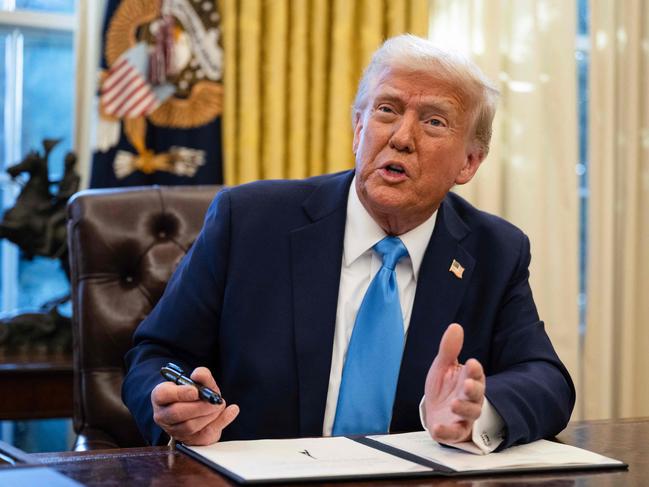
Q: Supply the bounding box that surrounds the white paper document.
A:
[186,436,430,482]
[370,431,625,472]
[181,430,626,483]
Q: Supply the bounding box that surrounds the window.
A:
[12,1,75,14]
[0,0,77,451]
[576,0,590,338]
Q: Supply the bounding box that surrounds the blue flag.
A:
[90,0,223,187]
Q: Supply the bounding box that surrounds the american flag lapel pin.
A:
[449,259,465,279]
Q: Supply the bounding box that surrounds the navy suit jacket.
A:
[123,170,575,447]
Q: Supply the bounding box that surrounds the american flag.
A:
[100,42,173,119]
[449,259,465,279]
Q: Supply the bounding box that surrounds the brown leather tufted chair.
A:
[66,185,220,450]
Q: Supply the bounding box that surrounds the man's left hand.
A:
[424,323,486,444]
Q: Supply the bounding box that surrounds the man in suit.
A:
[123,35,575,453]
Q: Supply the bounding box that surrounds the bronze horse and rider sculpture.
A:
[0,139,79,270]
[0,139,80,353]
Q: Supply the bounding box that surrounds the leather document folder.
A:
[177,430,627,484]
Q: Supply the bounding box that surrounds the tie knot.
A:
[373,236,408,270]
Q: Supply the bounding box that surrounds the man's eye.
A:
[377,105,394,114]
[427,118,446,127]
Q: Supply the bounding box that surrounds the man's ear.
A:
[455,142,486,185]
[352,110,363,154]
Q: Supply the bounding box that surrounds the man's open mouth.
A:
[385,164,406,175]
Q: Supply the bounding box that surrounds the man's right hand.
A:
[151,366,240,445]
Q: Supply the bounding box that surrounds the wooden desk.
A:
[2,418,647,486]
[0,350,73,419]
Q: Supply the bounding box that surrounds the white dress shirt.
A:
[321,179,504,454]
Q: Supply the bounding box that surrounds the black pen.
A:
[160,362,223,405]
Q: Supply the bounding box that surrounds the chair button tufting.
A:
[150,213,179,241]
[124,276,134,284]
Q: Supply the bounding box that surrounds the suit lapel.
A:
[290,171,353,436]
[392,196,476,432]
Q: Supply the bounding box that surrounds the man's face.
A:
[353,67,484,234]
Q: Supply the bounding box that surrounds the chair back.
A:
[67,185,219,449]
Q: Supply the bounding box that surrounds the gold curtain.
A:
[584,0,649,419]
[220,0,429,185]
[430,0,580,418]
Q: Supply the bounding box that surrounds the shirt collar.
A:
[344,177,438,280]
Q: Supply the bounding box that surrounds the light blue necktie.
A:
[333,236,408,436]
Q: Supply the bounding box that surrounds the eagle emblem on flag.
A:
[100,42,175,119]
[96,0,223,179]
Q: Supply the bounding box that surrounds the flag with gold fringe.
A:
[90,0,223,187]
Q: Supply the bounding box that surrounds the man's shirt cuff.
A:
[418,396,505,455]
